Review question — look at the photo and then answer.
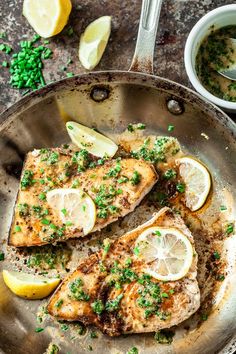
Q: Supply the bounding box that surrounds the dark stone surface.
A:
[0,0,235,115]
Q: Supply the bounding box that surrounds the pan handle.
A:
[129,0,163,74]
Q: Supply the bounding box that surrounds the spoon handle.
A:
[129,0,163,74]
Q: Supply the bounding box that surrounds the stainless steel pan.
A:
[0,0,236,353]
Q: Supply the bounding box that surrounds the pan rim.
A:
[0,70,235,137]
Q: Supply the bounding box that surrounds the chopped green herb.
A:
[39,193,46,200]
[91,299,104,315]
[176,183,185,193]
[163,169,176,180]
[35,327,44,333]
[213,251,220,260]
[90,331,98,339]
[66,72,74,78]
[154,230,161,236]
[127,347,138,354]
[154,329,174,344]
[117,176,129,184]
[216,273,225,281]
[41,218,50,225]
[131,171,141,185]
[88,345,93,352]
[0,43,12,54]
[67,125,73,130]
[66,26,74,36]
[69,278,90,302]
[125,258,132,266]
[0,252,5,261]
[61,323,69,331]
[133,247,140,256]
[18,203,30,217]
[168,125,174,132]
[21,170,34,189]
[105,293,123,312]
[226,223,234,235]
[55,299,64,308]
[15,225,22,232]
[61,208,67,216]
[201,313,208,321]
[220,205,227,211]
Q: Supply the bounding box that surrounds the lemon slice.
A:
[135,227,193,281]
[47,188,96,235]
[23,0,72,38]
[78,16,111,70]
[176,157,211,211]
[66,121,118,158]
[2,270,60,299]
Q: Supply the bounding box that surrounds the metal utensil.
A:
[218,38,236,80]
[0,0,236,353]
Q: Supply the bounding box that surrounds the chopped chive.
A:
[41,219,50,225]
[133,247,140,256]
[154,230,161,236]
[38,193,46,200]
[226,223,234,235]
[213,251,220,260]
[220,205,227,211]
[168,125,174,132]
[15,225,21,232]
[66,72,74,78]
[35,327,44,333]
[67,125,73,130]
[176,183,185,193]
[0,252,5,261]
[61,208,67,216]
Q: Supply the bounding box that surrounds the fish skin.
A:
[47,207,200,336]
[9,148,158,247]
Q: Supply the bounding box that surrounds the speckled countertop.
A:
[0,0,235,116]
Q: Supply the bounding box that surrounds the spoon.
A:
[218,38,236,81]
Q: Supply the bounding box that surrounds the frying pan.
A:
[0,0,236,353]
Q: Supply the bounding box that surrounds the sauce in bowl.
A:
[196,25,236,102]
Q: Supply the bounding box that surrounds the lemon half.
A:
[23,0,72,38]
[135,227,193,281]
[177,156,211,211]
[79,16,111,70]
[47,188,96,235]
[2,270,60,299]
[66,121,118,158]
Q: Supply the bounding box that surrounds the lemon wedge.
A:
[47,188,96,235]
[23,0,72,38]
[2,270,60,299]
[66,121,118,158]
[135,227,193,281]
[78,16,111,70]
[176,156,211,211]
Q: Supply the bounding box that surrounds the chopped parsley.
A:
[91,299,105,315]
[220,205,227,211]
[40,150,59,165]
[131,171,141,185]
[131,137,175,164]
[154,329,174,344]
[38,192,46,201]
[163,169,176,180]
[94,185,120,219]
[226,223,234,235]
[117,176,129,184]
[168,125,174,132]
[213,251,220,260]
[176,183,185,193]
[55,299,63,308]
[105,161,121,178]
[69,277,90,302]
[61,323,69,331]
[21,170,34,189]
[71,149,91,172]
[90,331,98,339]
[127,123,146,132]
[15,225,22,232]
[105,293,123,312]
[18,203,30,217]
[133,247,140,256]
[35,327,44,333]
[0,252,5,261]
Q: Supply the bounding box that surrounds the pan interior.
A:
[0,73,236,354]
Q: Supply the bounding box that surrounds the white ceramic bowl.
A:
[184,4,236,112]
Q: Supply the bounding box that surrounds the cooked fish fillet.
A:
[9,147,157,247]
[47,207,200,336]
